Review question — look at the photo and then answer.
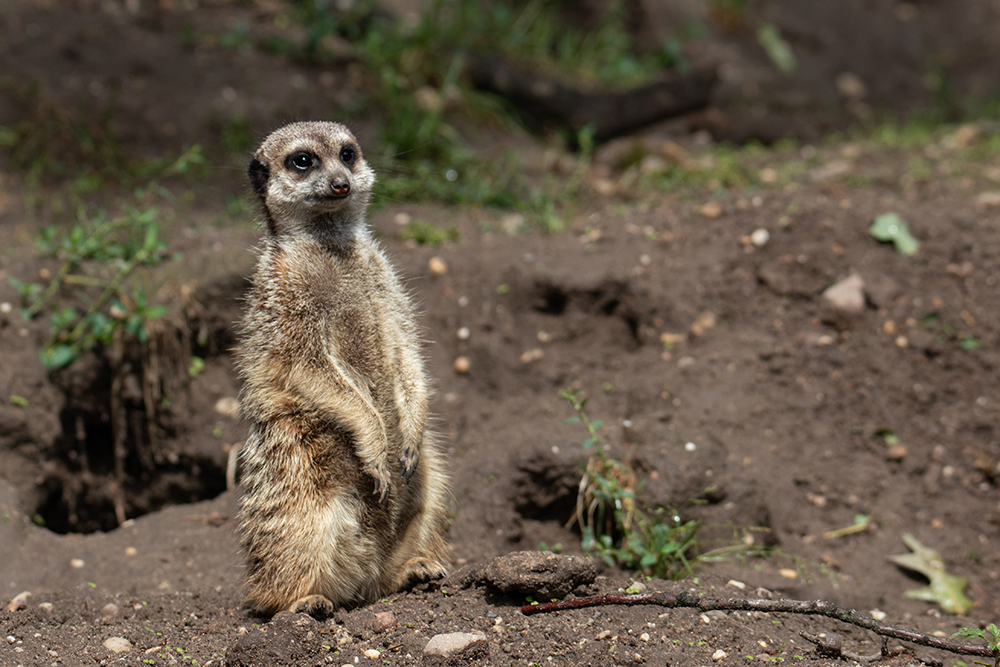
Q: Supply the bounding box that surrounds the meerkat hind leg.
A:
[289,594,335,620]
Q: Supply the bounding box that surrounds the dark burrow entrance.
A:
[31,327,230,534]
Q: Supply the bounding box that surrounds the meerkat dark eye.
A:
[339,145,356,166]
[287,152,315,172]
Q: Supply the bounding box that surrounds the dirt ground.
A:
[2,1,1000,666]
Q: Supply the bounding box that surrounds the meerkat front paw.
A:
[400,557,448,587]
[365,462,392,502]
[290,594,335,619]
[399,443,419,483]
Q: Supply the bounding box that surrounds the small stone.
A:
[690,311,716,336]
[886,444,908,460]
[103,637,132,653]
[456,327,470,340]
[370,611,397,634]
[6,636,15,643]
[8,591,31,611]
[976,192,1000,208]
[423,632,486,657]
[100,603,119,620]
[726,579,746,590]
[779,568,798,579]
[453,356,470,374]
[759,168,779,184]
[428,257,448,275]
[700,201,723,218]
[870,609,887,621]
[520,348,544,364]
[0,302,11,314]
[125,547,137,557]
[820,274,866,330]
[895,336,909,348]
[214,397,240,418]
[835,72,867,100]
[363,648,382,659]
[750,228,770,247]
[713,649,728,661]
[640,632,650,642]
[394,212,412,226]
[596,630,612,640]
[70,558,85,569]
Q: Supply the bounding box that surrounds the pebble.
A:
[713,649,728,661]
[976,192,1000,208]
[726,579,746,590]
[370,611,397,634]
[363,648,381,659]
[125,547,137,557]
[70,558,85,569]
[689,311,716,336]
[700,202,723,218]
[428,257,448,275]
[779,568,798,579]
[750,228,770,247]
[100,603,119,620]
[596,630,612,640]
[453,356,470,374]
[8,591,31,612]
[759,168,778,185]
[886,444,908,460]
[456,327,470,340]
[520,348,544,364]
[0,302,11,314]
[103,637,132,653]
[214,397,240,418]
[835,72,867,100]
[821,274,865,330]
[393,212,411,226]
[423,631,486,657]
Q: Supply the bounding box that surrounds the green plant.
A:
[952,623,1000,667]
[9,203,170,369]
[397,221,460,245]
[561,388,764,579]
[561,388,700,579]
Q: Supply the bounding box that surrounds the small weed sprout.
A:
[9,203,170,369]
[952,623,1000,667]
[561,388,704,579]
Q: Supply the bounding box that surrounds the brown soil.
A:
[2,2,1000,666]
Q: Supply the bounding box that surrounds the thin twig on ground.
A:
[520,592,995,662]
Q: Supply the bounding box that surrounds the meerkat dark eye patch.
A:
[339,145,357,166]
[286,152,317,172]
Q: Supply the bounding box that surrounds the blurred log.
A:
[468,57,717,143]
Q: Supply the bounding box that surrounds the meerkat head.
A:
[248,121,376,247]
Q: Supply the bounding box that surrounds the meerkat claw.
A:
[290,594,335,619]
[400,449,419,483]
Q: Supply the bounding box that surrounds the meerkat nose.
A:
[330,176,351,198]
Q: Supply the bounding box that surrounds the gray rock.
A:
[821,274,866,330]
[423,631,487,658]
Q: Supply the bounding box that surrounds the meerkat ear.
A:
[248,158,270,198]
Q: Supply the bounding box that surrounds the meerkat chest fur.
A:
[236,121,449,615]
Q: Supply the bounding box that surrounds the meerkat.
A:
[235,121,450,616]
